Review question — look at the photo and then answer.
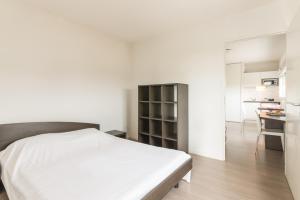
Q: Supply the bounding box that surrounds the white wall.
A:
[0,1,132,131]
[225,64,242,122]
[286,5,300,200]
[281,0,300,26]
[225,35,286,65]
[129,0,289,160]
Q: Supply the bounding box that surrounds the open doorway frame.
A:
[224,32,287,162]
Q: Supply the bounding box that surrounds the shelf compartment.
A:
[163,139,177,150]
[163,103,177,121]
[139,86,149,101]
[139,118,149,134]
[150,120,162,137]
[139,102,149,117]
[163,121,177,140]
[163,85,177,102]
[150,136,162,147]
[150,103,162,119]
[139,134,150,144]
[150,86,162,101]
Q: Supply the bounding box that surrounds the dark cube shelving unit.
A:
[138,83,188,152]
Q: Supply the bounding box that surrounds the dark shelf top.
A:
[139,101,150,103]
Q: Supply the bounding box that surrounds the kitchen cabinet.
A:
[242,102,260,120]
[260,71,279,79]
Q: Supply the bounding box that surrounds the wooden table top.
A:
[259,112,286,122]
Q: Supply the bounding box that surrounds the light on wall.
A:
[256,85,266,91]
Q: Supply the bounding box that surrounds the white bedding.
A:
[0,128,191,200]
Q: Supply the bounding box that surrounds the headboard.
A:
[0,122,100,151]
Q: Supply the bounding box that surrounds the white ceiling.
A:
[21,0,275,42]
[225,34,286,65]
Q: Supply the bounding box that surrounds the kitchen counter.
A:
[243,100,281,104]
[258,107,284,111]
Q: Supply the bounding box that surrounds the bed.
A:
[0,122,192,200]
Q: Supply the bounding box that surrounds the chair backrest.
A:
[255,110,262,134]
[241,103,248,121]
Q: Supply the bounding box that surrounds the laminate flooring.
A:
[163,122,293,200]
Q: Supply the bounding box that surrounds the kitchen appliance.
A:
[261,78,278,86]
[264,98,274,102]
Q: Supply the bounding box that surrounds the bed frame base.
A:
[142,158,192,200]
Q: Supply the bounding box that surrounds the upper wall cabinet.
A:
[260,71,279,79]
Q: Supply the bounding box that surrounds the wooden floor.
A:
[0,122,294,200]
[163,122,293,200]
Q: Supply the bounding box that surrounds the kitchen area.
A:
[242,69,286,151]
[225,34,287,155]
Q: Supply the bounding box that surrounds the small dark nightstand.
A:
[105,130,127,139]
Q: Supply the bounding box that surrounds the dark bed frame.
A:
[0,122,192,200]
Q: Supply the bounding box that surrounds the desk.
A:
[259,112,286,151]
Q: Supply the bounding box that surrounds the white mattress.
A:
[0,128,191,200]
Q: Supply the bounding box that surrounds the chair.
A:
[255,110,284,156]
[241,103,258,136]
[241,104,251,136]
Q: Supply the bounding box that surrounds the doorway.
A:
[224,33,287,165]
